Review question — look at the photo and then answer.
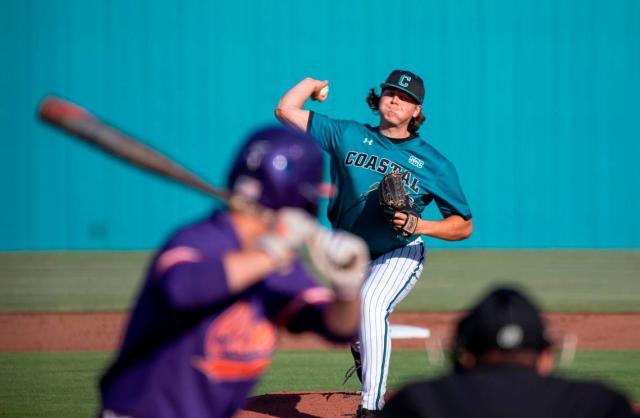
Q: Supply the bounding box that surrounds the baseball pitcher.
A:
[276,70,473,417]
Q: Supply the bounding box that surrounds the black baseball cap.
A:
[380,69,425,104]
[454,287,551,356]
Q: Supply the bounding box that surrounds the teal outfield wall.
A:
[1,0,639,250]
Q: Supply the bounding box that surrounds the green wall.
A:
[1,0,639,250]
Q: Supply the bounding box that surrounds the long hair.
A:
[366,88,426,135]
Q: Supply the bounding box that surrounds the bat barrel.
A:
[38,96,228,200]
[37,95,273,221]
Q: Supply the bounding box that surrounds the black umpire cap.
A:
[453,287,552,357]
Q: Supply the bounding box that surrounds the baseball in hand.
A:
[315,85,329,101]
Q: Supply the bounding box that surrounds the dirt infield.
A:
[1,311,638,417]
[1,311,638,351]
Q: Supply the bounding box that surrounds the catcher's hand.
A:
[306,228,369,301]
[378,171,419,237]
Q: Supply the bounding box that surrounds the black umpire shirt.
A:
[379,365,636,418]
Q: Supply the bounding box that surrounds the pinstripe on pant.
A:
[359,238,426,411]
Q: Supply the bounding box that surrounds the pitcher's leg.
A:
[359,241,425,411]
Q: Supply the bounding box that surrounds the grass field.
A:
[0,250,638,417]
[1,250,639,312]
[0,350,638,418]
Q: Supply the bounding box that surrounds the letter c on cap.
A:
[399,75,411,87]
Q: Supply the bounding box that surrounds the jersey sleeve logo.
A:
[408,155,424,168]
[193,302,277,382]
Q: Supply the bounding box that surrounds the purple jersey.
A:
[100,211,348,418]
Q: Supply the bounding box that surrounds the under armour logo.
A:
[363,138,373,145]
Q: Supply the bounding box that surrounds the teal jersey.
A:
[308,112,472,256]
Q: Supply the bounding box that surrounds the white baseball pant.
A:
[359,238,426,411]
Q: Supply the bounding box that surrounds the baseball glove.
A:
[378,171,419,237]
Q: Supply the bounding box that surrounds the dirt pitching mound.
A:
[234,391,361,418]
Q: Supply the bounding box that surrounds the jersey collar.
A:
[366,124,420,144]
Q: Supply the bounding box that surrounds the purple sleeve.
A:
[154,249,230,310]
[150,221,233,310]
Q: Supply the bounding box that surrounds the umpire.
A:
[379,287,637,418]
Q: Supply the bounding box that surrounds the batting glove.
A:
[258,207,317,269]
[307,228,370,301]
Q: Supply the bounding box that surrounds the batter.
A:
[276,70,473,416]
[99,127,365,418]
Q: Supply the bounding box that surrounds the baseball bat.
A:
[38,96,270,219]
